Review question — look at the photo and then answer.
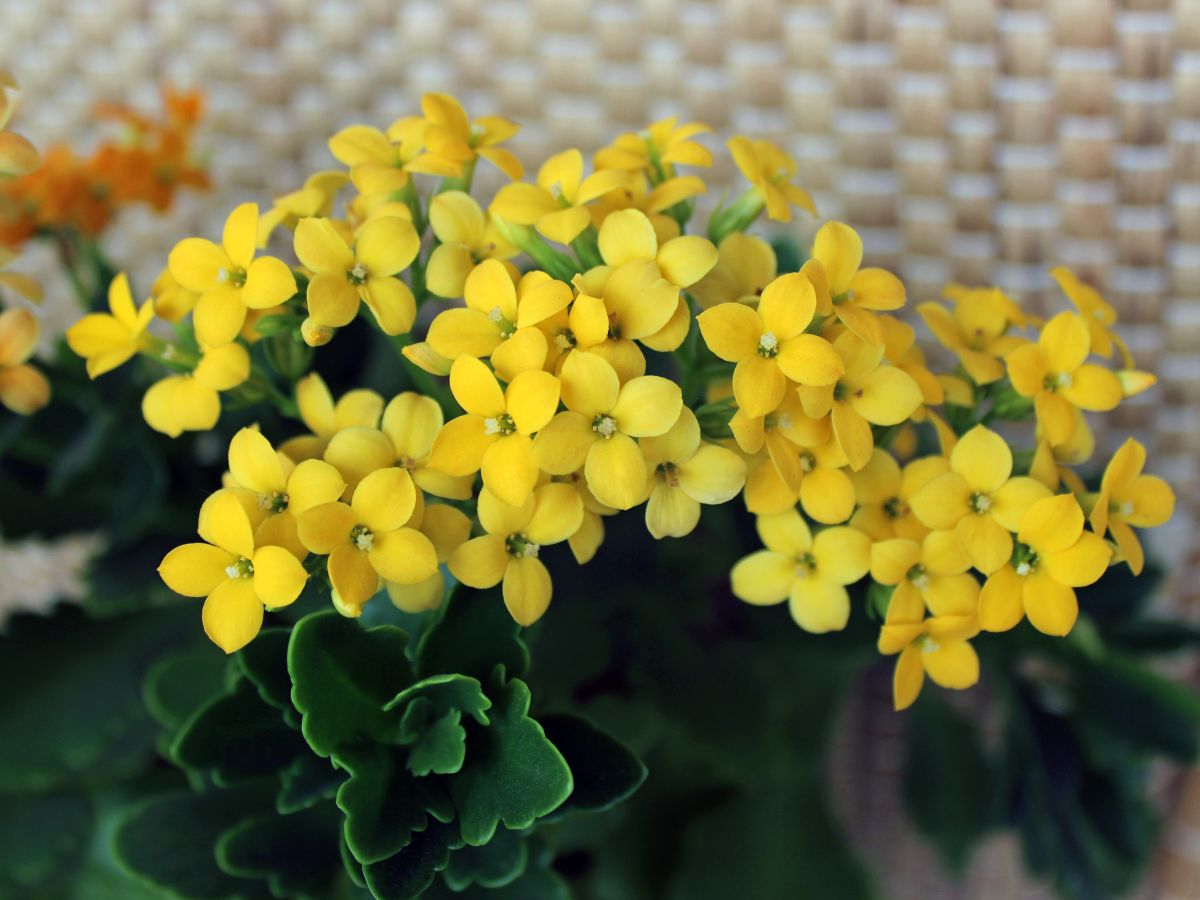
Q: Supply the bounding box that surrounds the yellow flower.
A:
[640,407,746,538]
[225,427,346,560]
[1005,311,1122,447]
[0,307,49,414]
[167,203,297,346]
[386,502,472,614]
[730,509,871,632]
[257,170,349,243]
[909,425,1051,574]
[380,390,474,501]
[796,331,922,471]
[1050,267,1133,367]
[491,149,628,245]
[531,350,681,510]
[1087,438,1174,575]
[65,273,154,378]
[293,215,420,335]
[149,269,199,323]
[726,136,815,223]
[878,574,980,712]
[689,233,777,309]
[809,222,905,346]
[425,191,518,298]
[596,208,719,291]
[918,287,1027,384]
[594,117,713,174]
[870,531,979,617]
[449,483,584,625]
[420,92,524,181]
[0,247,43,303]
[428,355,561,507]
[850,451,948,541]
[0,71,38,175]
[426,262,569,381]
[159,489,308,653]
[142,342,250,438]
[298,467,438,615]
[697,272,844,417]
[880,315,944,410]
[552,470,615,564]
[978,493,1112,636]
[279,372,384,461]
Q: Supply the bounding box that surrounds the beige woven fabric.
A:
[2,1,1199,894]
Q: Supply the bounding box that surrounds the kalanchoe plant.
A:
[0,88,1192,900]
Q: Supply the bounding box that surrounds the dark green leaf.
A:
[172,681,307,785]
[386,674,492,777]
[429,869,572,900]
[539,713,646,818]
[216,805,343,900]
[903,692,996,872]
[236,628,299,727]
[416,589,529,682]
[385,673,492,730]
[113,790,272,899]
[288,612,414,757]
[334,743,454,865]
[0,792,92,895]
[277,753,346,815]
[405,708,467,777]
[362,821,461,900]
[442,827,528,891]
[449,674,573,845]
[143,644,232,748]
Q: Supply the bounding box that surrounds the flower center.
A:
[919,635,940,653]
[488,306,516,338]
[396,455,417,471]
[257,491,289,513]
[218,267,247,288]
[592,414,618,439]
[757,332,779,358]
[554,329,577,351]
[796,551,818,577]
[656,461,680,487]
[347,263,369,285]
[883,496,904,519]
[484,413,517,436]
[505,533,540,559]
[907,563,928,590]
[799,451,816,473]
[350,524,374,551]
[970,492,991,514]
[1043,371,1073,391]
[607,312,621,340]
[1012,541,1039,576]
[1113,499,1134,517]
[225,556,254,579]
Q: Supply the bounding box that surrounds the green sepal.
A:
[215,805,344,900]
[538,713,647,819]
[171,681,307,786]
[448,670,573,845]
[362,820,463,900]
[334,742,455,865]
[442,827,528,891]
[416,589,530,682]
[288,611,415,757]
[112,789,275,900]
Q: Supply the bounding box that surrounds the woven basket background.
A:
[2,0,1199,896]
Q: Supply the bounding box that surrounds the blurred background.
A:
[2,0,1199,896]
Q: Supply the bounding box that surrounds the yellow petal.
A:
[194,287,248,347]
[989,476,1052,532]
[537,206,591,245]
[478,487,535,537]
[1039,311,1090,374]
[811,222,862,295]
[789,577,850,632]
[1004,343,1047,397]
[449,534,508,588]
[450,354,505,418]
[611,376,682,438]
[1126,474,1175,527]
[328,544,380,609]
[850,450,901,505]
[381,392,442,461]
[646,483,701,539]
[526,482,585,545]
[922,572,980,619]
[1018,494,1084,554]
[351,467,416,533]
[568,510,605,564]
[849,366,922,426]
[847,268,905,311]
[159,543,237,597]
[584,432,647,510]
[978,566,1025,632]
[325,426,395,493]
[251,545,308,607]
[169,238,229,293]
[775,334,844,386]
[0,364,49,414]
[893,646,925,710]
[560,350,621,417]
[296,372,336,436]
[755,508,812,556]
[481,434,539,507]
[369,528,438,584]
[696,302,760,362]
[427,308,503,360]
[425,243,474,298]
[640,405,701,466]
[758,273,816,338]
[357,216,419,275]
[1062,364,1122,412]
[306,272,360,328]
[243,256,297,310]
[831,402,873,472]
[428,415,493,476]
[812,526,871,585]
[598,209,658,266]
[194,343,250,391]
[1022,571,1078,636]
[955,513,1012,575]
[678,444,746,504]
[656,236,718,288]
[202,578,263,653]
[421,504,473,561]
[429,190,485,246]
[922,639,979,690]
[361,276,417,336]
[1034,391,1077,447]
[870,538,921,585]
[229,428,285,495]
[503,556,553,625]
[387,574,445,613]
[294,216,354,273]
[198,489,256,558]
[532,411,594,475]
[909,472,971,531]
[1040,531,1111,587]
[798,466,857,525]
[505,369,560,434]
[730,550,794,605]
[515,279,572,329]
[950,425,1011,494]
[297,501,356,554]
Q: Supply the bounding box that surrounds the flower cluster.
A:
[66,93,1173,711]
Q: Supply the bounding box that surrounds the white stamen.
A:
[520,541,540,559]
[484,417,502,435]
[775,413,793,431]
[593,416,617,438]
[217,268,231,283]
[1118,500,1134,516]
[488,306,504,323]
[355,531,374,551]
[1055,372,1073,388]
[975,495,992,512]
[922,637,940,653]
[911,573,929,590]
[225,564,240,579]
[1016,561,1032,576]
[758,332,779,354]
[162,345,177,361]
[554,333,573,351]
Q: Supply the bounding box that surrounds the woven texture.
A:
[2,1,1199,896]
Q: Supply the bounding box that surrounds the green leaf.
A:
[0,791,92,895]
[667,781,875,900]
[386,673,492,731]
[0,605,191,792]
[172,681,308,785]
[902,691,996,872]
[215,806,343,900]
[539,713,646,817]
[113,790,273,899]
[363,821,461,900]
[288,612,414,757]
[386,674,492,777]
[417,589,529,682]
[334,743,454,865]
[448,674,573,845]
[143,644,232,748]
[237,628,299,728]
[427,869,571,900]
[277,753,346,815]
[442,827,528,891]
[405,707,467,777]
